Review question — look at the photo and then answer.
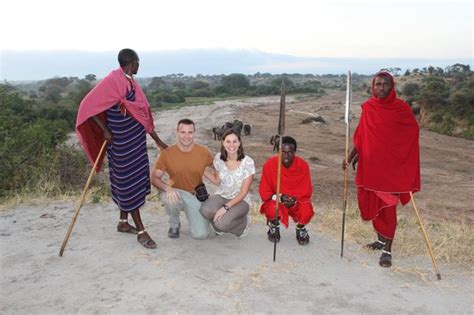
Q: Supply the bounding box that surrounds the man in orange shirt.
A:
[151,118,213,239]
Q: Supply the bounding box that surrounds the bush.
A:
[417,77,450,110]
[0,87,89,198]
[188,88,215,97]
[221,74,250,90]
[152,90,186,105]
[402,82,420,97]
[0,118,71,195]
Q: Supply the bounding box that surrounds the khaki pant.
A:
[161,189,210,239]
[200,195,249,236]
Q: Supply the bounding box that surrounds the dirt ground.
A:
[1,92,473,314]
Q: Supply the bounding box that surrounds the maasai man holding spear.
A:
[259,81,314,261]
[343,71,430,269]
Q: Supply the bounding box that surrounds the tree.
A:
[190,80,209,90]
[387,67,401,76]
[221,74,250,90]
[417,77,450,110]
[44,84,62,103]
[270,76,294,89]
[402,83,420,97]
[85,74,96,82]
[148,77,166,90]
[172,81,186,89]
[428,66,435,75]
[446,63,471,74]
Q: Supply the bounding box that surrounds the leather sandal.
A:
[137,230,157,249]
[365,240,385,250]
[117,219,138,234]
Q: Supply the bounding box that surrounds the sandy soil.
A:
[1,92,473,313]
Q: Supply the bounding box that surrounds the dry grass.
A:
[2,186,471,271]
[311,204,474,269]
[0,172,110,212]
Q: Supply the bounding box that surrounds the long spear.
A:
[59,140,108,257]
[409,192,442,280]
[341,71,352,258]
[273,80,286,262]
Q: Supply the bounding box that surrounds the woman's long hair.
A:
[220,129,245,161]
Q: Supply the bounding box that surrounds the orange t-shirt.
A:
[154,143,213,192]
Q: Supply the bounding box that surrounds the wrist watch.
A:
[223,204,230,211]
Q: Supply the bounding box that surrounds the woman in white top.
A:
[201,129,256,237]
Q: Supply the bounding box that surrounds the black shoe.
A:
[365,240,385,250]
[267,221,280,243]
[296,225,310,245]
[168,224,180,239]
[379,251,392,268]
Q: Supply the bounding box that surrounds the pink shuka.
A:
[76,68,155,171]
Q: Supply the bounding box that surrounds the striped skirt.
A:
[106,104,150,211]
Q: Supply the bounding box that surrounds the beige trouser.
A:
[200,195,249,236]
[161,189,210,239]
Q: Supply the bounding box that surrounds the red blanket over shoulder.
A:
[353,74,420,194]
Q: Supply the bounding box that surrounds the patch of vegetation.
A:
[141,73,327,108]
[398,64,473,139]
[0,85,91,199]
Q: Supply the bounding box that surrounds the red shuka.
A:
[353,72,420,238]
[259,155,314,227]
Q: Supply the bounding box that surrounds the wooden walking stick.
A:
[273,80,286,262]
[59,140,108,257]
[409,192,442,280]
[341,71,352,258]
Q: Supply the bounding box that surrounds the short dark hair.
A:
[220,129,245,161]
[118,49,138,67]
[177,118,195,129]
[282,136,297,151]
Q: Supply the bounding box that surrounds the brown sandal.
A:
[137,230,157,249]
[117,219,138,234]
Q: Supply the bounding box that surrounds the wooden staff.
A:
[59,140,108,257]
[273,80,286,262]
[341,71,352,258]
[409,192,442,280]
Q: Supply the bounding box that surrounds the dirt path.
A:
[1,93,473,313]
[1,201,472,314]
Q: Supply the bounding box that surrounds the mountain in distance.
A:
[1,49,471,81]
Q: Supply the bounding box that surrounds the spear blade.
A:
[341,70,352,258]
[278,80,286,135]
[344,71,352,124]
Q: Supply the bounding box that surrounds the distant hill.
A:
[2,49,472,81]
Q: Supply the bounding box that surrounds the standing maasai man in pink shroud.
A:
[76,48,168,249]
[344,71,420,267]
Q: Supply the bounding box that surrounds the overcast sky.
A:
[1,0,472,59]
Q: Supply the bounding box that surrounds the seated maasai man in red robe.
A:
[344,71,420,267]
[259,136,314,245]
